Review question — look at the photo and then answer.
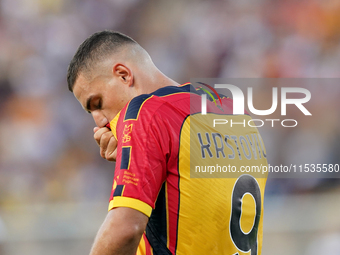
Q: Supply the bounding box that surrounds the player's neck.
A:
[141,72,179,94]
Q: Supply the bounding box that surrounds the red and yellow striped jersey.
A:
[108,83,267,255]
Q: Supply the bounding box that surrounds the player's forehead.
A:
[73,73,95,106]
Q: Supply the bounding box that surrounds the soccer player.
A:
[67,31,267,255]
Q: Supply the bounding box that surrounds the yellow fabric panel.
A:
[108,197,153,217]
[110,111,121,139]
[176,114,267,255]
[136,235,146,255]
[240,193,256,234]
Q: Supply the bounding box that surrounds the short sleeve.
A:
[108,96,170,217]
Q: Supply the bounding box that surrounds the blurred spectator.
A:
[0,0,339,207]
[0,1,340,254]
[0,216,6,254]
[306,232,340,255]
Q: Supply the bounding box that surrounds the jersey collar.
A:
[109,111,121,139]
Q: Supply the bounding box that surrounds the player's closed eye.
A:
[94,99,102,110]
[87,97,102,113]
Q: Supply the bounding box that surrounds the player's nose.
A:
[91,111,109,128]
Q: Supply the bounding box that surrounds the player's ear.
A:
[112,64,133,87]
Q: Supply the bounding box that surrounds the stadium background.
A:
[0,0,340,254]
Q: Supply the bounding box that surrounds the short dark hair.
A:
[67,30,137,92]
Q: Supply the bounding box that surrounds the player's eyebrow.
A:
[85,95,94,113]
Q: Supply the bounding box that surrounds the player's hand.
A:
[93,126,117,162]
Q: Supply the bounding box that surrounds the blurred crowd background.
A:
[0,0,340,254]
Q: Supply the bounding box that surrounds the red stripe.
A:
[197,82,223,106]
[144,234,153,255]
[168,115,190,254]
[179,82,190,87]
[166,175,180,254]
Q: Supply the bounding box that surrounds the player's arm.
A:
[89,207,148,255]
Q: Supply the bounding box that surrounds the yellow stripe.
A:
[165,182,170,248]
[179,82,190,87]
[123,95,154,122]
[122,185,126,196]
[134,95,154,121]
[108,197,152,217]
[110,111,121,139]
[125,146,132,170]
[136,235,146,255]
[159,92,188,98]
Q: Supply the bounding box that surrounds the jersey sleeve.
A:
[108,96,170,217]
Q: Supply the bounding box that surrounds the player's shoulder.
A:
[150,83,192,98]
[121,83,192,122]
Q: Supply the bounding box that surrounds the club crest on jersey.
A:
[122,124,133,143]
